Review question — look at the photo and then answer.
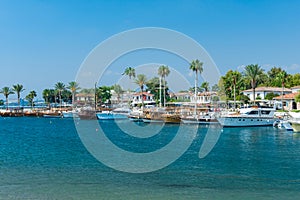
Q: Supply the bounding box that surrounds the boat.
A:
[181,112,219,124]
[62,111,79,118]
[273,120,293,131]
[96,111,128,120]
[161,113,181,124]
[142,110,164,123]
[43,113,62,118]
[78,109,97,120]
[289,120,300,132]
[217,106,276,127]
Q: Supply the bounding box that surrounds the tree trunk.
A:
[141,87,144,111]
[72,93,75,108]
[252,87,256,105]
[18,93,20,108]
[159,76,162,108]
[234,83,236,109]
[6,96,8,110]
[163,76,166,107]
[281,83,284,110]
[194,71,198,116]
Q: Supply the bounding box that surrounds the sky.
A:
[0,0,299,99]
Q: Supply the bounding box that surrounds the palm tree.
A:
[123,67,136,80]
[158,65,170,107]
[123,67,136,105]
[201,81,209,92]
[12,84,25,108]
[26,90,37,108]
[134,74,147,109]
[190,59,203,116]
[67,81,80,107]
[113,84,124,104]
[55,82,65,109]
[0,87,14,110]
[276,71,288,110]
[244,64,263,104]
[42,89,51,108]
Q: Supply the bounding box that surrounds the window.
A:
[261,110,271,115]
[248,111,258,115]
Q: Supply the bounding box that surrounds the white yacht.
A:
[217,106,276,127]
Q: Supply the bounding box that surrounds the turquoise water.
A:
[1,117,300,199]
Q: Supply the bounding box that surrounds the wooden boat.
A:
[78,110,97,120]
[161,113,181,124]
[142,110,164,123]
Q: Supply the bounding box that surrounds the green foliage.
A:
[201,81,209,92]
[0,86,14,109]
[145,77,160,101]
[96,86,112,104]
[236,94,250,103]
[112,84,124,103]
[0,99,3,106]
[212,96,220,102]
[295,93,300,103]
[265,92,280,100]
[211,84,219,92]
[220,70,244,100]
[123,67,136,79]
[26,90,37,108]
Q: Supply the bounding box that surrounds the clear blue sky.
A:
[0,0,299,99]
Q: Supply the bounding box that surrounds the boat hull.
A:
[290,121,300,132]
[218,117,276,127]
[181,117,219,124]
[96,113,128,120]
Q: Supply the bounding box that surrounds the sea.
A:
[1,117,300,200]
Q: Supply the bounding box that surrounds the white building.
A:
[190,92,217,104]
[242,87,292,101]
[131,92,155,106]
[291,86,300,93]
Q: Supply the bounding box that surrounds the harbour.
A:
[1,117,300,199]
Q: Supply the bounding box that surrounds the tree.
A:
[190,59,203,115]
[12,84,25,108]
[295,93,300,103]
[244,64,264,103]
[123,67,136,80]
[265,92,279,100]
[67,81,80,107]
[0,87,14,110]
[276,71,288,110]
[96,86,112,105]
[54,82,65,109]
[113,84,124,104]
[26,90,37,108]
[201,81,209,92]
[211,84,219,92]
[158,65,170,107]
[135,74,147,109]
[42,89,51,107]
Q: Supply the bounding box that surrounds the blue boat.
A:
[96,111,128,120]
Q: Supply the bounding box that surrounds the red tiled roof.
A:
[243,87,292,92]
[291,86,300,90]
[274,92,300,100]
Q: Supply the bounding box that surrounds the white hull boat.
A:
[218,107,276,127]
